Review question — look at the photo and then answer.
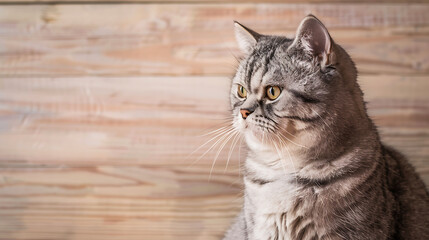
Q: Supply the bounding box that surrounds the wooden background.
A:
[0,1,428,239]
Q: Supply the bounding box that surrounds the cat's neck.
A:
[244,119,381,184]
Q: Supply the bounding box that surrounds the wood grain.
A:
[0,4,428,77]
[1,75,428,168]
[0,2,428,240]
[0,74,428,239]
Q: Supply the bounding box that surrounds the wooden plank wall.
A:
[0,1,428,240]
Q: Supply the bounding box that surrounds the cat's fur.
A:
[224,15,429,240]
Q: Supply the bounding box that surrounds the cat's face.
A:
[231,16,357,152]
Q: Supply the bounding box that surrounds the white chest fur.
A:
[242,132,330,240]
[244,157,323,240]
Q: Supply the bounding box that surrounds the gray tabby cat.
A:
[223,15,429,240]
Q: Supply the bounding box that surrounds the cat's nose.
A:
[240,109,253,119]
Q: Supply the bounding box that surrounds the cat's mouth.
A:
[242,115,276,138]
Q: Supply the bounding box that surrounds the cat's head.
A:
[231,15,365,155]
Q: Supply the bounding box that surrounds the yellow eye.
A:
[266,86,281,100]
[237,85,247,98]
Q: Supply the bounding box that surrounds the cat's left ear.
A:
[234,21,261,54]
[291,15,334,67]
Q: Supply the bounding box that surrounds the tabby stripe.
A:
[261,46,277,81]
[289,215,304,236]
[288,89,321,103]
[280,212,287,230]
[295,148,380,188]
[310,235,319,240]
[294,161,371,188]
[289,198,304,217]
[245,55,257,86]
[334,162,382,216]
[273,112,320,123]
[295,222,316,240]
[233,101,244,109]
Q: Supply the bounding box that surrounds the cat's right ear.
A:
[234,21,260,54]
[290,15,334,67]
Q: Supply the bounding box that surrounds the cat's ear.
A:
[292,15,334,67]
[234,21,261,54]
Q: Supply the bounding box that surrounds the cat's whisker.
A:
[270,134,288,176]
[261,130,266,144]
[274,125,308,149]
[224,131,241,173]
[187,125,233,162]
[275,133,299,185]
[201,127,236,159]
[271,119,299,138]
[200,117,234,130]
[312,109,334,135]
[189,127,236,167]
[201,117,234,129]
[199,125,231,137]
[218,116,235,122]
[238,135,244,177]
[279,131,308,149]
[209,129,238,180]
[264,115,279,125]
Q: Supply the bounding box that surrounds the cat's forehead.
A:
[237,36,306,91]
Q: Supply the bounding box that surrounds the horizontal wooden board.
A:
[0,74,428,171]
[1,2,428,239]
[1,74,429,239]
[0,75,429,240]
[0,4,428,77]
[0,172,242,240]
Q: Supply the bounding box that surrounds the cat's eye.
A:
[266,86,281,100]
[237,85,247,98]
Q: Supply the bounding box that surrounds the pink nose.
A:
[240,109,252,119]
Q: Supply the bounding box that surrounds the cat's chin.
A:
[243,128,274,151]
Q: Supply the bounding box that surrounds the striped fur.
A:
[224,15,429,240]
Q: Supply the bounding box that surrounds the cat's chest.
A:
[244,179,322,240]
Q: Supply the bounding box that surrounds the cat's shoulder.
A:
[382,144,425,185]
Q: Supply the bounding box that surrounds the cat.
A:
[223,15,429,240]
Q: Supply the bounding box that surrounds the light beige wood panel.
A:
[1,75,428,167]
[0,74,428,239]
[0,4,428,77]
[0,166,243,240]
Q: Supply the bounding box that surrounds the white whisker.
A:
[270,134,288,176]
[238,135,244,177]
[275,125,308,149]
[189,127,236,167]
[313,109,334,135]
[199,125,230,137]
[275,133,298,185]
[225,131,241,173]
[187,125,233,161]
[209,128,238,180]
